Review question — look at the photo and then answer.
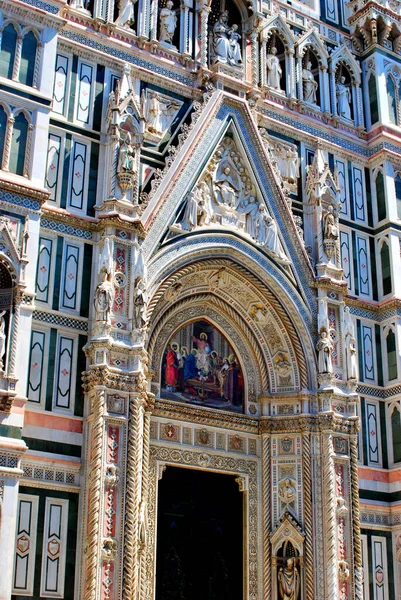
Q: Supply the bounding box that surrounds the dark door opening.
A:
[156,466,243,600]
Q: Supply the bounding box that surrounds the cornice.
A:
[0,0,67,29]
[0,176,50,204]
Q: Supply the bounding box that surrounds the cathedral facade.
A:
[0,0,400,596]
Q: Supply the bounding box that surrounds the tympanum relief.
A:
[171,136,290,264]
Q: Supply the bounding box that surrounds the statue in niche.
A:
[302,61,318,104]
[343,306,358,380]
[147,95,163,135]
[316,330,333,374]
[278,477,297,504]
[159,0,177,45]
[145,92,182,139]
[94,272,114,324]
[212,11,242,66]
[0,311,6,369]
[115,0,137,27]
[336,76,351,120]
[117,133,136,174]
[99,237,114,277]
[323,205,339,240]
[266,47,282,90]
[133,277,148,329]
[278,558,300,600]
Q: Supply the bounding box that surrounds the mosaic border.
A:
[33,310,88,332]
[41,218,93,240]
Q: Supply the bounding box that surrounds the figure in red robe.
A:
[165,347,179,390]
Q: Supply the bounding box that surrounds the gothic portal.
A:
[0,0,400,597]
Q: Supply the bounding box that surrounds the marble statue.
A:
[343,306,355,339]
[237,196,259,238]
[117,133,135,173]
[115,0,136,27]
[316,330,333,374]
[266,47,282,90]
[94,272,114,324]
[214,166,240,207]
[336,76,351,120]
[0,311,6,369]
[212,12,241,66]
[228,25,242,64]
[323,205,339,240]
[147,95,163,135]
[302,61,318,104]
[278,558,300,600]
[159,0,177,45]
[344,307,358,380]
[133,277,148,329]
[99,237,114,276]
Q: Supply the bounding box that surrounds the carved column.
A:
[323,432,339,600]
[262,435,271,598]
[23,123,34,178]
[12,35,23,81]
[150,0,159,41]
[250,29,258,88]
[288,49,296,98]
[2,117,14,171]
[8,293,21,378]
[260,39,266,87]
[123,389,146,600]
[32,43,42,89]
[200,6,210,68]
[83,388,106,600]
[302,431,314,600]
[329,68,337,115]
[350,436,363,600]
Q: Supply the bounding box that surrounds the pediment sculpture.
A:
[171,136,290,264]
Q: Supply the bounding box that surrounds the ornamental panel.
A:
[40,498,69,598]
[13,495,39,596]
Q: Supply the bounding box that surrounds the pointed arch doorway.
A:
[155,466,243,600]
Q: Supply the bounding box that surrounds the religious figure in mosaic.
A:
[115,0,136,27]
[278,558,300,600]
[0,311,6,369]
[94,272,114,324]
[159,0,177,45]
[266,47,282,90]
[316,330,333,373]
[302,61,318,104]
[336,76,351,120]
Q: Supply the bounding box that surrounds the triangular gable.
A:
[296,29,329,67]
[141,92,315,310]
[329,45,362,82]
[270,511,305,556]
[261,14,295,51]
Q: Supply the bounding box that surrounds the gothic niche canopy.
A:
[162,319,244,412]
[170,134,290,264]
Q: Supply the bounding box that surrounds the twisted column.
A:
[350,436,363,600]
[302,432,314,600]
[84,390,105,600]
[323,433,338,600]
[200,7,211,68]
[32,43,42,89]
[2,117,14,171]
[139,410,151,600]
[123,394,141,600]
[262,435,271,599]
[250,30,258,87]
[23,124,34,178]
[8,299,20,377]
[12,36,23,81]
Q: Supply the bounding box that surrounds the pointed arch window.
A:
[0,24,40,88]
[387,75,397,124]
[395,174,401,219]
[19,31,37,87]
[369,74,379,124]
[375,171,386,222]
[0,23,18,79]
[386,329,397,381]
[0,106,7,167]
[9,112,28,176]
[380,242,392,296]
[391,405,401,463]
